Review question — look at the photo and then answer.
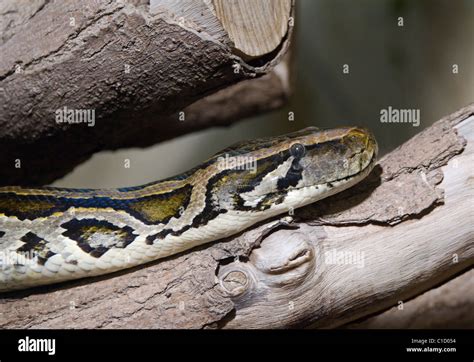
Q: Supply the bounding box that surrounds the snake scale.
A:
[0,127,377,292]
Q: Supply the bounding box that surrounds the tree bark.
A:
[0,0,294,186]
[1,104,472,329]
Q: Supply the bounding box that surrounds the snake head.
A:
[210,127,378,212]
[292,126,378,190]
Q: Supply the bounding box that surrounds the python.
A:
[0,127,377,292]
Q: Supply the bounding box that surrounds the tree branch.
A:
[346,268,474,329]
[0,0,294,185]
[1,104,472,329]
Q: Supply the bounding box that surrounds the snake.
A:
[0,127,377,292]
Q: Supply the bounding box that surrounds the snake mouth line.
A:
[294,147,377,193]
[335,149,377,183]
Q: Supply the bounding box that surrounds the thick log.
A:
[1,105,472,329]
[0,0,294,185]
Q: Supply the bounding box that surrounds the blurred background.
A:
[54,0,474,188]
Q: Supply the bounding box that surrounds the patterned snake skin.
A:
[0,127,377,292]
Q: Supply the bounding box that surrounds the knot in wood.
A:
[220,270,249,296]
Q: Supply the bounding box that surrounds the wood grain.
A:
[213,0,292,58]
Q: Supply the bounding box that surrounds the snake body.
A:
[0,127,377,292]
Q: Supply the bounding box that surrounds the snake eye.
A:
[290,143,306,158]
